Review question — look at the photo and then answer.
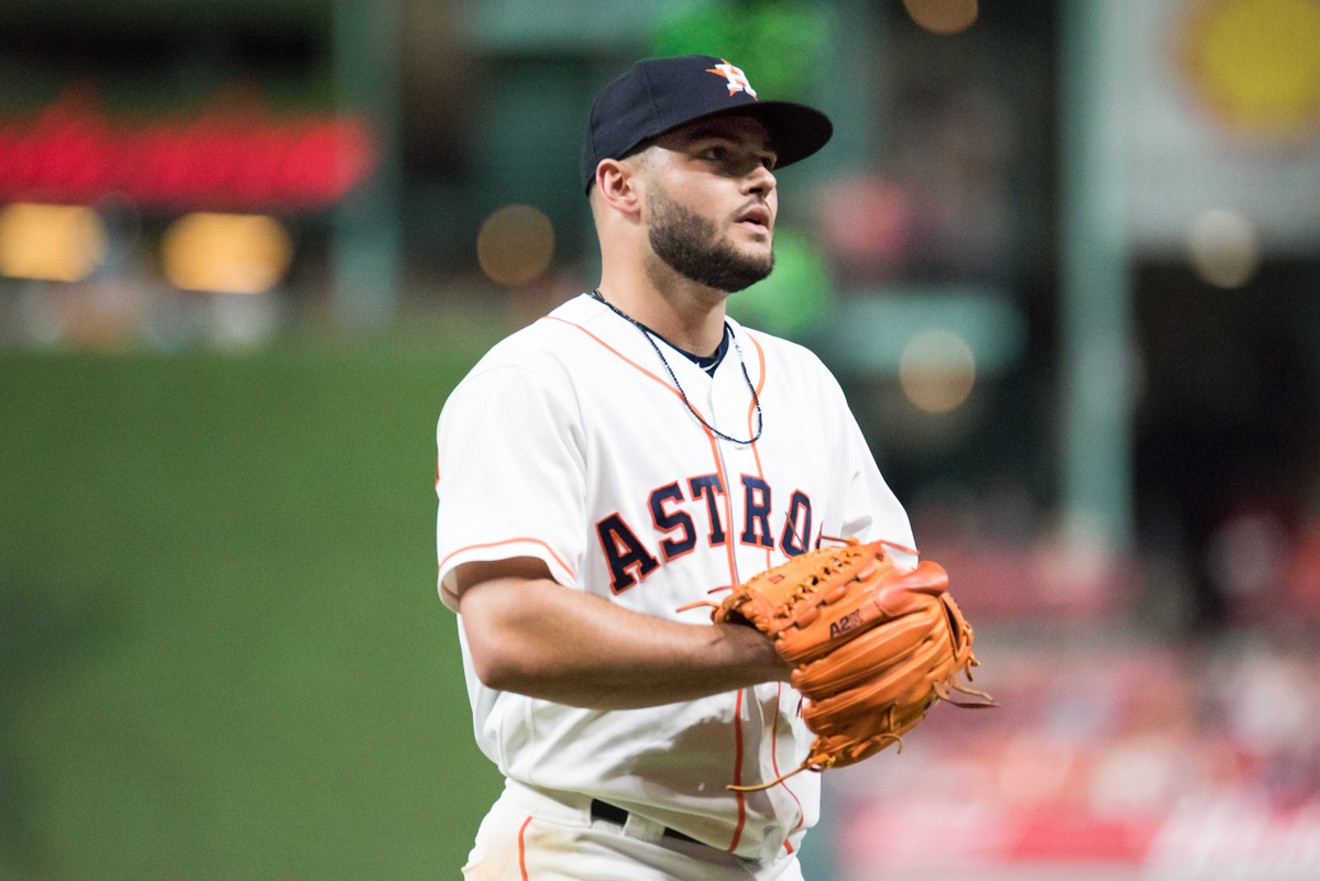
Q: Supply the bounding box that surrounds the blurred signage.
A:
[0,85,378,213]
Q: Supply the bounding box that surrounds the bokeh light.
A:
[0,202,107,282]
[476,204,555,287]
[903,0,979,35]
[816,175,914,268]
[1187,207,1260,288]
[898,328,977,413]
[160,212,293,294]
[1181,0,1320,135]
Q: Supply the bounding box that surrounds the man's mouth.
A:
[736,204,772,234]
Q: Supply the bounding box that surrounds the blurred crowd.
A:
[826,636,1320,880]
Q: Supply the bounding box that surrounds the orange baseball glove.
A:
[708,538,991,789]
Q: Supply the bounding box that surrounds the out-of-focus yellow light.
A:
[0,202,107,282]
[1187,208,1260,288]
[477,204,555,287]
[899,329,976,414]
[1181,0,1320,135]
[903,0,978,34]
[161,212,293,294]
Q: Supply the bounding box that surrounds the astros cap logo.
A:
[705,61,758,99]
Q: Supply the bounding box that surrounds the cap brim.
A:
[671,100,834,170]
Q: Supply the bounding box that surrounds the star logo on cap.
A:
[705,61,758,99]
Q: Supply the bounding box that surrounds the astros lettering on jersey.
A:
[436,293,914,862]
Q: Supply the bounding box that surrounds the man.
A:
[436,55,915,880]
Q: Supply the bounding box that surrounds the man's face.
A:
[639,115,779,293]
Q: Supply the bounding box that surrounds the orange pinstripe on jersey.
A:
[438,537,577,605]
[742,333,775,574]
[543,315,676,392]
[547,313,763,854]
[729,687,747,852]
[733,332,807,827]
[769,680,807,851]
[517,815,533,880]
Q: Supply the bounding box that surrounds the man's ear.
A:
[595,158,643,219]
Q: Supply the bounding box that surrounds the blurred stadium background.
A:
[2,0,1318,879]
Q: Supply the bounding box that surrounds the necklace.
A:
[589,289,763,445]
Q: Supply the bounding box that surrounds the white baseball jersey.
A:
[436,292,914,863]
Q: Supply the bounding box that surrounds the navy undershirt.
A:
[684,324,731,377]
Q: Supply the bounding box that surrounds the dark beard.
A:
[647,189,773,293]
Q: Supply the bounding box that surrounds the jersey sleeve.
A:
[832,383,919,570]
[435,362,586,610]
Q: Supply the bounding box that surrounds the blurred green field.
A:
[0,335,504,880]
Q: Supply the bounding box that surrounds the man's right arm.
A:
[453,556,791,709]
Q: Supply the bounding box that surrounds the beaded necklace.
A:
[589,289,763,445]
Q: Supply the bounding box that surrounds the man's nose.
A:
[744,163,776,195]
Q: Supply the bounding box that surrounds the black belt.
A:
[589,799,700,844]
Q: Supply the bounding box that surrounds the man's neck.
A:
[595,274,728,357]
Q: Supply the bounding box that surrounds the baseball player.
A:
[436,55,915,881]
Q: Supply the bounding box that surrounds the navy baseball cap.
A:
[580,54,834,192]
